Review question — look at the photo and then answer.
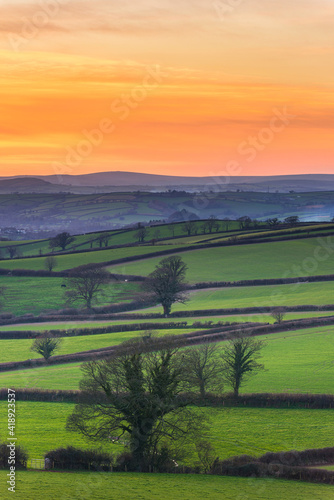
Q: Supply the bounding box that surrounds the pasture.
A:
[0,277,138,316]
[0,326,333,394]
[0,402,333,462]
[142,281,334,312]
[1,471,332,500]
[106,237,334,282]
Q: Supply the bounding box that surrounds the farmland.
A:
[1,471,332,500]
[0,326,333,394]
[0,219,333,498]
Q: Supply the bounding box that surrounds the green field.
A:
[0,329,196,363]
[107,237,334,282]
[0,326,333,394]
[0,277,138,316]
[0,402,333,462]
[0,244,179,272]
[142,281,334,313]
[1,471,332,500]
[0,310,331,332]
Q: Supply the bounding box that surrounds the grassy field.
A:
[141,281,334,313]
[1,471,332,500]
[0,326,333,394]
[0,310,332,332]
[107,237,334,282]
[0,329,196,363]
[0,244,180,272]
[0,402,333,462]
[0,277,138,316]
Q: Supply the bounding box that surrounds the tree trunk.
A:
[163,303,171,316]
[200,381,206,398]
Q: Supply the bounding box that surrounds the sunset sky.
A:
[0,0,333,178]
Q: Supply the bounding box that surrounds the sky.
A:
[0,0,333,178]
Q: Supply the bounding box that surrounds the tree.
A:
[203,216,219,234]
[44,256,57,272]
[183,343,224,397]
[237,216,252,229]
[284,216,300,227]
[220,337,265,397]
[266,217,280,228]
[135,227,148,243]
[144,256,188,316]
[182,220,197,236]
[65,267,110,309]
[223,217,231,231]
[66,339,204,471]
[271,307,286,324]
[30,332,62,360]
[0,286,5,310]
[49,232,75,251]
[6,246,17,259]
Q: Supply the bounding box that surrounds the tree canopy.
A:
[144,256,188,316]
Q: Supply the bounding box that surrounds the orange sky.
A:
[0,0,333,178]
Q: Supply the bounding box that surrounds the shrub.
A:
[44,446,112,471]
[0,443,28,469]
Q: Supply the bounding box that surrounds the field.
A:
[0,402,333,461]
[1,471,332,500]
[0,326,333,394]
[0,219,333,497]
[107,237,334,282]
[0,277,138,316]
[142,281,334,312]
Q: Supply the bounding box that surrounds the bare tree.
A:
[168,225,176,238]
[31,333,62,360]
[182,220,197,236]
[66,338,205,472]
[0,286,5,310]
[65,267,110,309]
[184,344,224,397]
[6,246,17,259]
[135,226,148,243]
[220,336,265,397]
[271,307,286,324]
[144,256,188,316]
[44,256,57,272]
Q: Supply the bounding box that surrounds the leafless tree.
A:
[44,256,57,272]
[220,336,265,397]
[65,267,110,309]
[183,343,224,397]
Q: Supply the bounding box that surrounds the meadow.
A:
[0,326,333,394]
[1,471,332,500]
[107,237,334,282]
[0,402,332,462]
[0,310,331,332]
[0,277,138,316]
[142,281,334,312]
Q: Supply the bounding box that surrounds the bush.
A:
[44,446,112,471]
[0,442,28,469]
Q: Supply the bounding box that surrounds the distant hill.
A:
[38,171,334,192]
[1,172,334,192]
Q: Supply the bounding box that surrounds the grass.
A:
[0,329,196,363]
[1,471,332,500]
[107,237,334,282]
[0,277,138,316]
[141,281,334,313]
[0,402,333,462]
[0,325,333,394]
[0,245,181,272]
[0,310,332,332]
